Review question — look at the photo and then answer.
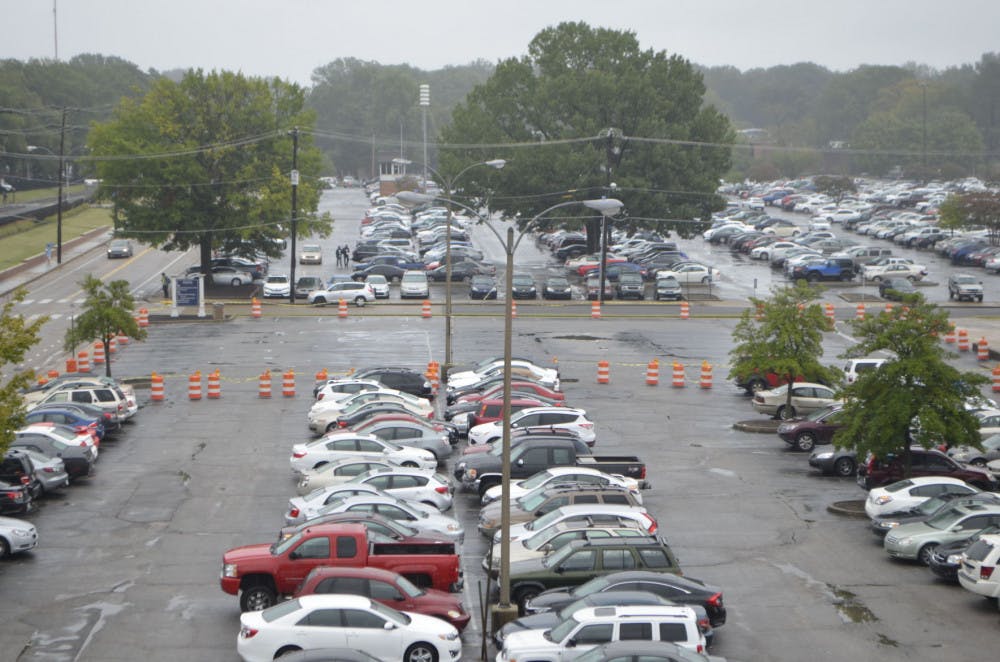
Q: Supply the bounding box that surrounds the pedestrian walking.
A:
[342,244,351,266]
[161,272,170,299]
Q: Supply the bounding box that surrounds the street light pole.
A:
[288,127,299,305]
[57,107,66,264]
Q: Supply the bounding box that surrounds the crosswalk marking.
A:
[48,313,63,320]
[19,299,34,306]
[38,298,52,304]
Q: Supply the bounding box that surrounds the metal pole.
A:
[598,214,608,305]
[288,127,299,305]
[57,108,66,264]
[444,201,453,379]
[921,83,928,180]
[499,225,515,609]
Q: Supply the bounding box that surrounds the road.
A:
[1,188,999,662]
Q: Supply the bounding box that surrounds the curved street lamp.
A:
[394,159,505,379]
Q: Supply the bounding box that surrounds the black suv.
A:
[0,451,43,500]
[352,367,432,399]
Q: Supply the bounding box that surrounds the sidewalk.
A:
[0,225,112,299]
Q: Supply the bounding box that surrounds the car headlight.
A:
[438,630,459,641]
[467,468,477,479]
[897,537,913,546]
[480,517,497,528]
[874,495,892,505]
[223,563,238,578]
[446,609,462,619]
[884,521,900,529]
[815,452,833,459]
[12,528,33,537]
[946,554,962,564]
[447,523,460,532]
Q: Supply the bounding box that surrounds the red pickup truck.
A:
[220,522,463,611]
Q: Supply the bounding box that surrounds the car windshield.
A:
[956,276,977,284]
[302,245,320,252]
[547,615,582,643]
[394,574,425,598]
[272,531,303,556]
[366,275,387,284]
[369,598,410,625]
[513,275,533,285]
[518,491,549,511]
[548,278,569,287]
[885,480,914,493]
[519,471,555,491]
[805,407,836,422]
[262,598,302,623]
[925,510,964,530]
[528,509,566,533]
[266,276,288,284]
[402,273,425,283]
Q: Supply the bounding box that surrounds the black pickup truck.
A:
[454,436,647,497]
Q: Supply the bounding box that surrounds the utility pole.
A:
[419,85,430,189]
[57,107,66,264]
[598,128,620,305]
[53,0,58,60]
[288,127,299,305]
[921,82,928,182]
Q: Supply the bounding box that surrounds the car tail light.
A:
[317,393,325,401]
[4,491,18,500]
[292,451,307,459]
[638,466,646,479]
[239,626,258,639]
[19,475,30,486]
[696,644,704,653]
[79,440,88,448]
[42,467,56,474]
[981,566,995,580]
[103,413,112,421]
[289,507,300,518]
[74,425,88,434]
[697,617,710,632]
[706,592,723,608]
[642,512,657,533]
[339,421,347,428]
[435,486,449,494]
[578,422,593,429]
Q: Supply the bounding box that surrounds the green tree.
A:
[64,276,147,378]
[938,191,1000,244]
[439,22,733,244]
[812,175,857,200]
[729,281,838,419]
[833,303,986,477]
[88,70,329,272]
[0,289,47,454]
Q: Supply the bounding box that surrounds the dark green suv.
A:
[496,536,681,612]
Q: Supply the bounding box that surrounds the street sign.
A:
[176,277,200,306]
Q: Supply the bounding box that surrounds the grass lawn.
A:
[4,184,88,204]
[0,205,112,271]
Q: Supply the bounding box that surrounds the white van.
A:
[843,358,887,384]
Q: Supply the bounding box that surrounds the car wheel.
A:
[978,296,984,302]
[514,586,540,613]
[239,583,276,612]
[404,642,438,662]
[871,276,882,283]
[354,296,366,307]
[275,646,303,658]
[231,278,242,286]
[907,275,917,281]
[746,378,767,395]
[777,405,795,420]
[0,537,8,558]
[806,272,820,282]
[833,456,856,477]
[701,276,711,284]
[401,461,419,468]
[918,543,939,565]
[971,458,987,467]
[795,433,817,452]
[313,296,327,306]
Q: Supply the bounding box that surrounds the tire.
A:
[313,296,327,306]
[777,405,795,420]
[840,272,852,281]
[795,433,817,452]
[971,458,987,467]
[239,583,276,612]
[0,537,8,558]
[514,586,541,613]
[746,378,767,394]
[833,456,856,477]
[918,543,939,565]
[326,422,339,432]
[978,296,984,302]
[948,289,955,300]
[701,276,711,284]
[275,646,303,658]
[907,275,917,282]
[871,276,882,283]
[354,296,366,307]
[231,278,242,286]
[806,272,819,282]
[404,642,438,662]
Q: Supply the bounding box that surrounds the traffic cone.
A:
[645,360,659,386]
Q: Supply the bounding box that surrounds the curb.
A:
[827,500,868,518]
[733,419,781,433]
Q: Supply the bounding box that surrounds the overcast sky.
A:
[2,0,998,86]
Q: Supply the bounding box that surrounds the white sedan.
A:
[447,360,559,391]
[862,262,928,282]
[295,456,398,496]
[308,390,433,433]
[501,503,655,543]
[654,263,721,284]
[0,516,37,557]
[236,595,460,662]
[751,241,798,260]
[302,494,464,542]
[864,477,978,519]
[481,466,642,506]
[289,433,437,474]
[313,379,383,402]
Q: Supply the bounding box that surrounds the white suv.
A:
[498,604,707,660]
[400,270,430,299]
[307,281,375,306]
[468,406,594,446]
[957,533,1000,599]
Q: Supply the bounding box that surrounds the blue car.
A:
[24,408,105,441]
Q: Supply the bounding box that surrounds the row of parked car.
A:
[1,373,139,559]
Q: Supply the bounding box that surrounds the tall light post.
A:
[27,141,64,264]
[920,81,928,182]
[395,158,505,379]
[288,127,299,305]
[419,85,430,188]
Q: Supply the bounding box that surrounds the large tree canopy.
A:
[438,22,733,240]
[88,70,329,271]
[0,290,46,454]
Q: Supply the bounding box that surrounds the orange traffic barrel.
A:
[47,369,59,379]
[282,370,296,397]
[259,371,272,398]
[315,368,328,382]
[597,360,610,384]
[65,358,77,374]
[645,360,659,386]
[856,303,865,321]
[188,371,202,400]
[151,372,165,402]
[207,370,221,399]
[978,337,990,361]
[672,362,685,388]
[680,302,690,320]
[138,308,149,328]
[755,303,764,321]
[958,329,970,352]
[92,341,106,364]
[117,331,129,346]
[77,351,90,373]
[338,299,348,318]
[699,361,713,389]
[993,365,1000,393]
[421,300,432,318]
[944,324,956,344]
[591,301,601,319]
[824,303,835,328]
[108,336,117,354]
[251,297,262,319]
[511,300,518,319]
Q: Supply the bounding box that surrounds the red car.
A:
[857,448,997,491]
[293,566,471,630]
[776,405,844,452]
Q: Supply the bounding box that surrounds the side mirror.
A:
[516,458,524,466]
[565,639,577,648]
[383,622,396,630]
[554,565,564,574]
[540,543,553,552]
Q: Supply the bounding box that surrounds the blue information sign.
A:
[176,278,200,306]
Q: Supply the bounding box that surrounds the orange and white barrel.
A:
[47,369,59,380]
[65,358,77,374]
[138,308,149,328]
[511,300,518,318]
[978,337,990,361]
[77,351,90,373]
[884,302,893,314]
[944,324,956,344]
[591,302,601,319]
[422,300,432,318]
[259,371,272,398]
[251,297,262,319]
[824,303,835,327]
[108,336,117,354]
[672,362,685,388]
[958,329,970,352]
[188,371,202,400]
[755,303,764,321]
[699,361,713,389]
[282,370,296,397]
[117,331,129,346]
[993,365,1000,392]
[597,360,610,384]
[338,299,348,318]
[645,360,659,386]
[680,302,690,320]
[92,341,106,364]
[207,370,221,399]
[856,303,866,321]
[315,368,328,382]
[151,373,165,402]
